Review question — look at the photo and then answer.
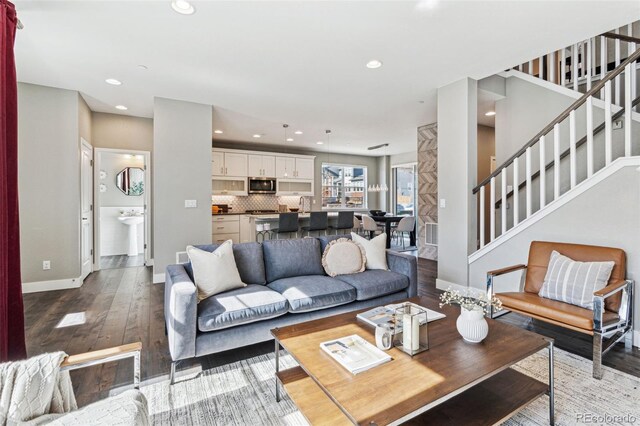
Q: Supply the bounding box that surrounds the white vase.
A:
[456,306,489,343]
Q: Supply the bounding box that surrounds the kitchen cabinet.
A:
[248,154,276,177]
[212,176,248,196]
[212,215,240,243]
[276,179,314,196]
[275,156,314,179]
[212,151,248,177]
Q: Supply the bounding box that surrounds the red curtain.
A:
[0,0,25,362]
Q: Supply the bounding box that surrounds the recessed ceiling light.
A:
[137,65,148,70]
[485,111,496,116]
[253,134,261,138]
[416,0,439,9]
[214,130,224,134]
[294,131,303,135]
[316,141,324,145]
[366,60,383,69]
[171,0,195,15]
[286,138,293,142]
[105,78,122,86]
[115,105,128,110]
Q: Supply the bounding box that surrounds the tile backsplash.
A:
[211,195,306,212]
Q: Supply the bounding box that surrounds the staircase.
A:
[470,22,640,261]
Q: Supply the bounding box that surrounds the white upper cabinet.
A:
[223,152,248,177]
[275,157,296,178]
[248,154,276,177]
[295,157,315,180]
[212,151,225,176]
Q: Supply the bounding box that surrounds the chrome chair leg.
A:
[593,332,603,379]
[169,361,178,385]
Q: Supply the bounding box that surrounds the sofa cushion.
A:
[187,243,246,302]
[268,275,356,313]
[322,238,366,277]
[263,238,324,282]
[497,292,619,331]
[198,284,289,332]
[335,270,409,301]
[186,242,266,285]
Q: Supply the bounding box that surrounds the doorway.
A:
[94,148,151,270]
[392,163,417,216]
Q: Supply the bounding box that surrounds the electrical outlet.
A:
[42,260,51,270]
[184,200,197,208]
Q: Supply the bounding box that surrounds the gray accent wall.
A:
[18,83,82,284]
[436,78,478,288]
[153,97,212,277]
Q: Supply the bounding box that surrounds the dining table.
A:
[354,213,416,249]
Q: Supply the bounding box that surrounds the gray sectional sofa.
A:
[164,234,417,383]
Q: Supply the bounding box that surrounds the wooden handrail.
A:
[473,42,640,194]
[601,32,640,45]
[494,94,640,208]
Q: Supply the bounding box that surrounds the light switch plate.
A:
[184,200,197,208]
[439,199,446,208]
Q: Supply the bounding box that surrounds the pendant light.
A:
[368,143,389,192]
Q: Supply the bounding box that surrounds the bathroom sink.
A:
[118,216,144,226]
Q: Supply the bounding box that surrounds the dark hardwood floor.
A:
[100,254,145,269]
[23,257,639,407]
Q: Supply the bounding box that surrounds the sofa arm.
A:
[386,250,418,298]
[164,264,198,361]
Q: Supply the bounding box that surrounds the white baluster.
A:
[538,56,543,79]
[569,110,577,188]
[625,63,632,157]
[600,35,607,98]
[586,38,592,91]
[479,186,485,248]
[513,157,519,226]
[615,29,621,105]
[490,176,496,241]
[539,136,546,208]
[586,96,594,177]
[501,169,507,235]
[630,24,637,113]
[561,48,566,86]
[525,147,532,218]
[553,124,560,199]
[528,60,533,75]
[550,51,556,84]
[571,44,578,91]
[518,63,522,72]
[605,80,613,165]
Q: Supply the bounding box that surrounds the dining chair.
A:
[361,215,381,239]
[352,216,363,235]
[395,216,416,249]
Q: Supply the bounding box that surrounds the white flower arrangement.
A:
[439,287,503,315]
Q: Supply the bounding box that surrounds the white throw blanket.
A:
[0,352,76,425]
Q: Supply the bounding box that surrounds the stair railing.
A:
[474,38,640,249]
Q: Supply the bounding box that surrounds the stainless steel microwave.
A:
[248,177,276,194]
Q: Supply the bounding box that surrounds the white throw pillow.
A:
[187,241,246,302]
[322,238,366,277]
[538,250,614,310]
[351,232,388,270]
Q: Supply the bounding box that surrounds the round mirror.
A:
[116,167,144,196]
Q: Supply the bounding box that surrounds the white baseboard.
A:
[634,330,640,349]
[436,278,468,293]
[153,273,165,284]
[22,276,83,294]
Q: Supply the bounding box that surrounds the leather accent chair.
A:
[486,241,634,379]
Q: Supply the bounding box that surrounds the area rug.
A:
[141,348,640,425]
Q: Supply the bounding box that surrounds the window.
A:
[392,164,416,216]
[321,164,367,209]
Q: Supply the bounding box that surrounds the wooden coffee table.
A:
[272,296,554,425]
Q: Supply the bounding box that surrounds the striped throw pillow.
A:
[538,250,614,310]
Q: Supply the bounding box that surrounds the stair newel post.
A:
[513,157,519,227]
[479,186,485,248]
[605,80,613,165]
[625,63,633,157]
[539,136,546,209]
[549,51,556,84]
[586,38,592,91]
[586,96,594,178]
[525,147,532,218]
[600,35,607,98]
[571,44,578,92]
[569,110,577,189]
[553,124,561,200]
[490,176,496,242]
[501,168,507,235]
[615,28,621,105]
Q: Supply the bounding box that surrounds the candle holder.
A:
[392,303,428,356]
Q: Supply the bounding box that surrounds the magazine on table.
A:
[320,334,392,375]
[356,302,446,331]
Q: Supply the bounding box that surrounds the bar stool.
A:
[329,211,354,235]
[272,213,299,239]
[255,223,271,242]
[300,212,328,236]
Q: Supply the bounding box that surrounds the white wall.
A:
[153,98,212,280]
[99,152,145,207]
[390,151,417,166]
[437,78,478,288]
[92,112,153,151]
[469,164,640,335]
[18,83,81,285]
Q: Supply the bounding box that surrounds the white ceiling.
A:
[14,1,640,155]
